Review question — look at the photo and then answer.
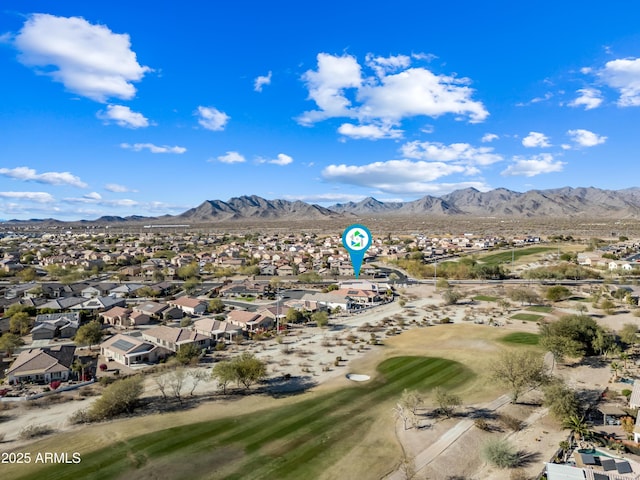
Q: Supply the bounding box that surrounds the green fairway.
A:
[526,305,553,313]
[16,357,474,480]
[473,295,498,302]
[500,332,540,345]
[478,246,553,266]
[511,313,544,322]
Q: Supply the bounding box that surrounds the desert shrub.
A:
[510,469,529,480]
[482,438,519,468]
[622,388,632,399]
[68,409,91,424]
[19,424,54,440]
[99,376,116,386]
[499,414,524,432]
[88,376,144,421]
[215,342,226,351]
[474,418,491,431]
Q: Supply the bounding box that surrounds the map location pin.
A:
[342,224,372,278]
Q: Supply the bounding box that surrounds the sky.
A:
[2,2,640,220]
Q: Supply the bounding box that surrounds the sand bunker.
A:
[346,374,371,382]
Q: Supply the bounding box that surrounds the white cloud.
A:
[298,53,362,125]
[298,53,488,128]
[338,123,403,140]
[84,192,102,200]
[14,14,149,102]
[254,71,272,92]
[501,154,565,177]
[283,193,369,203]
[105,183,137,193]
[600,57,640,106]
[481,133,499,143]
[400,141,503,166]
[216,151,246,164]
[0,166,87,188]
[567,129,607,147]
[120,143,186,154]
[322,160,466,188]
[0,191,55,203]
[97,104,149,128]
[268,153,294,166]
[196,106,230,131]
[522,131,551,148]
[365,53,411,77]
[568,88,603,110]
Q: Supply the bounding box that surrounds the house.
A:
[81,283,117,298]
[101,306,133,328]
[192,317,242,341]
[168,296,207,316]
[37,296,85,311]
[110,283,144,298]
[71,296,126,312]
[226,310,273,332]
[332,288,381,305]
[100,333,170,367]
[6,345,76,384]
[134,301,169,318]
[300,292,354,312]
[31,312,80,340]
[142,325,210,352]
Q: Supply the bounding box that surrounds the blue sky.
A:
[2,2,640,220]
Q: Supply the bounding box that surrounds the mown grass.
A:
[16,357,474,480]
[473,295,498,302]
[525,305,553,313]
[478,247,553,266]
[511,313,544,322]
[500,332,540,345]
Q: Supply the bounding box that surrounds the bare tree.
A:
[154,373,169,402]
[169,367,187,403]
[188,370,208,396]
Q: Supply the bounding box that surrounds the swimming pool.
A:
[577,448,621,459]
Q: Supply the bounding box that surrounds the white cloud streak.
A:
[501,154,565,177]
[216,151,246,164]
[569,88,603,110]
[0,191,55,203]
[254,71,272,92]
[120,143,186,154]
[97,104,150,128]
[600,57,640,106]
[0,166,87,188]
[196,106,230,131]
[522,131,551,148]
[338,123,403,140]
[105,183,137,193]
[567,129,607,147]
[14,13,149,102]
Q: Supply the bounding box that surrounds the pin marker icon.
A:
[342,224,372,278]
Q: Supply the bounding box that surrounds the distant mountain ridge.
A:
[4,188,640,224]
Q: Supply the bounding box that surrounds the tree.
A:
[211,360,236,394]
[491,350,548,403]
[175,343,202,365]
[508,287,541,306]
[619,323,638,347]
[184,278,201,295]
[393,403,415,431]
[0,333,24,357]
[208,298,225,314]
[610,361,622,380]
[168,367,187,403]
[286,308,304,324]
[592,329,616,357]
[72,358,90,381]
[622,416,635,439]
[601,299,616,315]
[177,262,200,280]
[562,414,591,446]
[188,370,208,396]
[399,389,422,415]
[74,321,104,349]
[311,311,328,328]
[232,352,267,390]
[543,380,580,421]
[17,267,37,282]
[88,375,144,420]
[10,312,32,335]
[433,387,461,418]
[539,314,605,360]
[546,286,571,303]
[154,372,169,401]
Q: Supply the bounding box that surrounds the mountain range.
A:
[5,187,640,224]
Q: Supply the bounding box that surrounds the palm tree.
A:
[562,415,591,447]
[611,361,622,381]
[620,352,630,370]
